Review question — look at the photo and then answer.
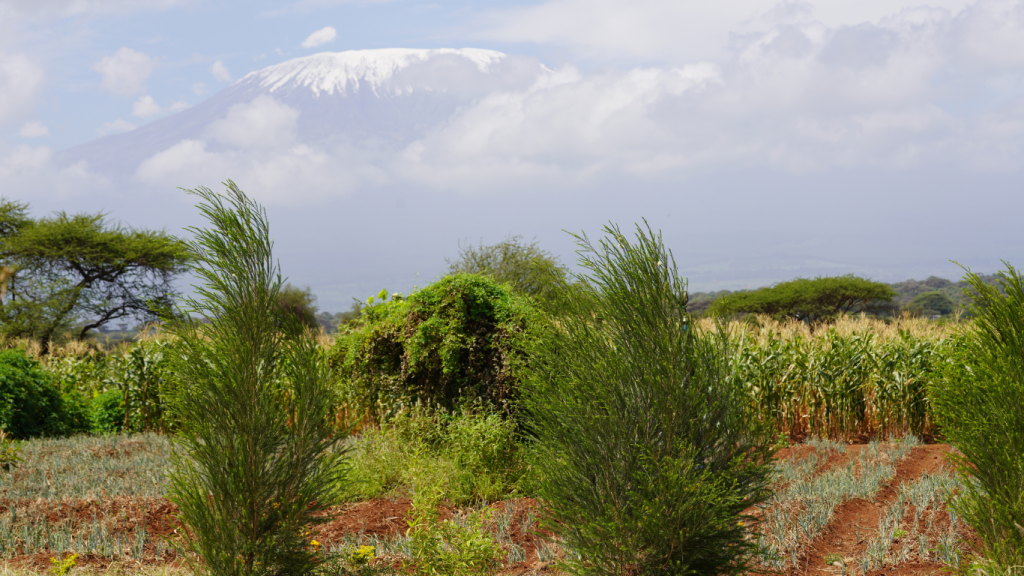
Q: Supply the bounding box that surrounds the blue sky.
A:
[2,0,1024,311]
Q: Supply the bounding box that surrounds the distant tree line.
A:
[687,273,1000,320]
[1,195,997,351]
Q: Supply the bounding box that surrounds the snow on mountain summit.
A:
[56,47,528,175]
[242,48,507,97]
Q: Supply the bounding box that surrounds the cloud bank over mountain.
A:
[3,1,1024,309]
[39,8,1024,201]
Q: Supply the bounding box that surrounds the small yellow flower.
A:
[348,545,376,566]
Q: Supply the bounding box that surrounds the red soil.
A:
[788,444,970,576]
[0,444,975,576]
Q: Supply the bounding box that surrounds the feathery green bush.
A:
[163,181,347,576]
[932,263,1024,573]
[523,222,777,576]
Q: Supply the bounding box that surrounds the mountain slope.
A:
[55,48,534,176]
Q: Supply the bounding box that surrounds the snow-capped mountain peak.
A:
[241,48,507,97]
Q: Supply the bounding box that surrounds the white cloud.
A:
[474,0,977,63]
[135,139,387,204]
[132,95,161,118]
[97,118,136,136]
[21,0,1024,208]
[192,82,206,96]
[301,26,337,49]
[0,52,45,127]
[0,143,109,203]
[168,100,189,112]
[211,60,231,82]
[205,95,300,150]
[19,121,48,137]
[92,48,156,96]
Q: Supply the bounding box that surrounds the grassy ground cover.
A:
[0,431,975,576]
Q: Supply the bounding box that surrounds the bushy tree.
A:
[277,283,319,330]
[163,182,345,576]
[446,235,568,307]
[524,222,777,576]
[905,290,954,316]
[0,199,190,352]
[708,274,896,323]
[931,263,1024,573]
[329,274,545,423]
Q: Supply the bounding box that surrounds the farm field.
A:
[0,433,974,576]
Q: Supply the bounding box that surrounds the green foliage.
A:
[344,405,524,505]
[0,429,22,471]
[278,283,320,331]
[732,328,951,439]
[329,274,545,423]
[89,388,126,434]
[0,349,83,439]
[709,275,897,324]
[405,488,504,576]
[931,263,1024,572]
[45,341,173,433]
[524,221,777,576]
[163,181,347,576]
[446,234,568,308]
[906,291,955,316]
[0,199,191,352]
[108,340,171,432]
[317,302,364,334]
[58,390,91,437]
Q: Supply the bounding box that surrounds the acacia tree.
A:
[0,199,190,352]
[708,275,896,323]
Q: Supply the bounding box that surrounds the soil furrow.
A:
[789,444,954,576]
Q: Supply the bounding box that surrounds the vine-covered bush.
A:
[0,349,88,438]
[329,274,546,423]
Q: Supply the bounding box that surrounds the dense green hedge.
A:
[329,274,546,423]
[0,349,89,439]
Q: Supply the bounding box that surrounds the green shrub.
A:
[932,263,1024,573]
[57,390,91,437]
[0,349,86,439]
[163,182,346,576]
[329,274,545,424]
[90,388,126,434]
[344,405,524,505]
[524,222,777,576]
